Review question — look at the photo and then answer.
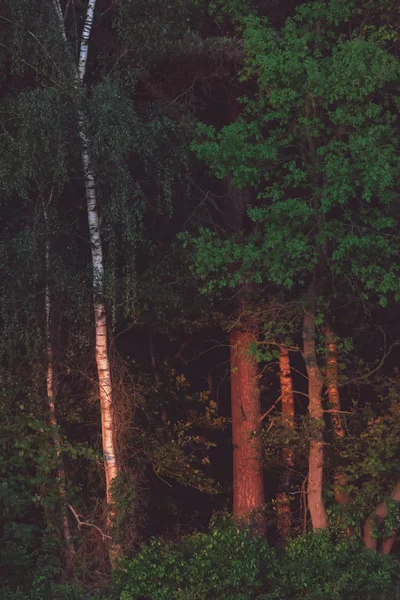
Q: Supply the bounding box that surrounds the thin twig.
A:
[260,395,282,421]
[324,409,353,415]
[339,338,399,389]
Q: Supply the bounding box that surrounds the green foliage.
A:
[340,387,400,517]
[191,0,252,23]
[87,75,192,325]
[115,520,275,600]
[128,366,223,494]
[115,0,193,65]
[115,521,399,600]
[0,532,89,600]
[187,0,400,303]
[270,531,398,600]
[2,0,400,592]
[0,87,71,199]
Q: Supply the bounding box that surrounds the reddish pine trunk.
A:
[231,328,264,526]
[276,347,295,539]
[323,327,349,506]
[303,284,328,530]
[223,109,264,527]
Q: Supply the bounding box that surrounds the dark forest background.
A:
[0,1,399,599]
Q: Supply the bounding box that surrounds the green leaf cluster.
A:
[115,520,398,600]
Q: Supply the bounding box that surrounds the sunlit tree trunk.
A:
[323,326,349,506]
[231,327,264,526]
[53,0,120,560]
[303,281,328,530]
[364,480,400,554]
[276,346,295,539]
[224,169,264,529]
[44,202,75,568]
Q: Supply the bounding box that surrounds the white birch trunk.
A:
[44,200,75,567]
[52,0,120,550]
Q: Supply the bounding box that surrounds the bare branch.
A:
[339,337,400,389]
[260,395,282,421]
[67,504,111,541]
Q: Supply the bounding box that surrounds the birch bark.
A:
[52,0,120,556]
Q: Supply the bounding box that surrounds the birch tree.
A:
[52,0,120,553]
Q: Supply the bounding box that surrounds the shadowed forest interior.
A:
[0,1,399,599]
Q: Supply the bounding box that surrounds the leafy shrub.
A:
[115,519,275,600]
[115,521,399,600]
[270,531,398,600]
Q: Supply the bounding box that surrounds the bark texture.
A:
[78,113,119,508]
[224,158,264,528]
[276,346,295,539]
[303,283,328,529]
[363,480,400,554]
[231,328,264,524]
[323,327,349,506]
[324,327,344,438]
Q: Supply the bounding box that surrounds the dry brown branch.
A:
[259,395,282,421]
[323,409,353,415]
[68,504,111,541]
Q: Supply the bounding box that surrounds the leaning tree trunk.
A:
[323,326,349,506]
[231,327,264,526]
[364,480,400,554]
[44,202,75,569]
[276,346,295,540]
[53,0,120,560]
[303,281,328,530]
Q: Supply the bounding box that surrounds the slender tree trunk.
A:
[323,327,344,438]
[303,281,328,529]
[276,346,295,539]
[53,0,120,560]
[231,328,264,526]
[323,327,349,506]
[78,112,119,513]
[44,204,75,569]
[364,480,400,554]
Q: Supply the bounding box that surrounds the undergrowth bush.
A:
[115,520,399,600]
[1,520,398,599]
